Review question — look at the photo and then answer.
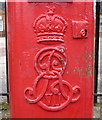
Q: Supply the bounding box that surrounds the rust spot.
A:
[86,50,93,77]
[75,61,79,64]
[19,59,22,67]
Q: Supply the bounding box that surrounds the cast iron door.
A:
[7,0,94,118]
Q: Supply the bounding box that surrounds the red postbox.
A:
[7,0,94,118]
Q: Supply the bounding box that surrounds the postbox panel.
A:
[7,1,94,118]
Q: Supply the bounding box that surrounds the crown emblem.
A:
[33,7,67,44]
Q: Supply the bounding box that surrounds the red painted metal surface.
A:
[7,1,94,118]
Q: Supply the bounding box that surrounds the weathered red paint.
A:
[7,1,94,118]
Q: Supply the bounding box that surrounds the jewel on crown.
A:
[33,7,67,44]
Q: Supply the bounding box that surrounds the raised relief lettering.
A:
[24,7,80,111]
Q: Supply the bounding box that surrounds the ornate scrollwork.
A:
[24,7,80,111]
[24,47,80,111]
